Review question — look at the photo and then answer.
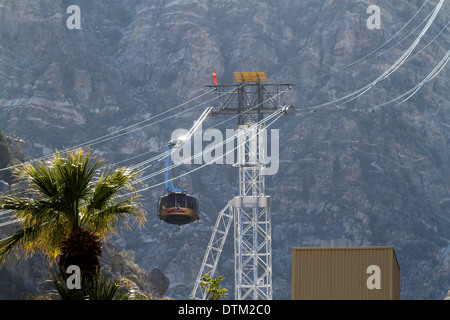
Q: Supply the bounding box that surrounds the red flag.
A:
[212,73,217,86]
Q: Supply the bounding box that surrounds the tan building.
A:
[291,246,400,300]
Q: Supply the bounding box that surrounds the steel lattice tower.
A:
[191,72,294,300]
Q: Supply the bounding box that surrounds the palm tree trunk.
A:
[57,228,102,284]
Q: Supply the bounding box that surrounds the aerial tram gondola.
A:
[158,107,213,226]
[158,141,199,226]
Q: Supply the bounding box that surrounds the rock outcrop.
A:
[0,236,169,299]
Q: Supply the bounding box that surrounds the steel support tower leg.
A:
[191,125,272,300]
[191,200,234,300]
[234,124,272,300]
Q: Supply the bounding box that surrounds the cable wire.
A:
[317,0,432,78]
[0,88,216,172]
[300,0,446,113]
[106,86,245,172]
[121,107,287,198]
[130,89,291,185]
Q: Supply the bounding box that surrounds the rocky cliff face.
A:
[0,233,169,299]
[0,0,448,299]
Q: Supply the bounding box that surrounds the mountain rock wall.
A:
[0,0,448,299]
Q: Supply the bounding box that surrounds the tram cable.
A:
[131,89,291,184]
[317,0,433,78]
[121,107,287,198]
[0,88,215,172]
[303,0,446,113]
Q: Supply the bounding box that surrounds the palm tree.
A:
[0,148,146,284]
[48,269,135,300]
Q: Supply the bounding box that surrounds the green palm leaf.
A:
[0,148,146,269]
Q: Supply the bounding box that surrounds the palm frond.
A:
[1,195,65,262]
[85,167,135,212]
[84,196,146,236]
[0,224,41,263]
[15,159,59,199]
[53,149,100,200]
[0,147,146,266]
[48,268,86,300]
[48,268,131,300]
[84,270,131,300]
[82,166,145,235]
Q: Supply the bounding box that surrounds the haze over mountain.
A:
[0,0,448,299]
